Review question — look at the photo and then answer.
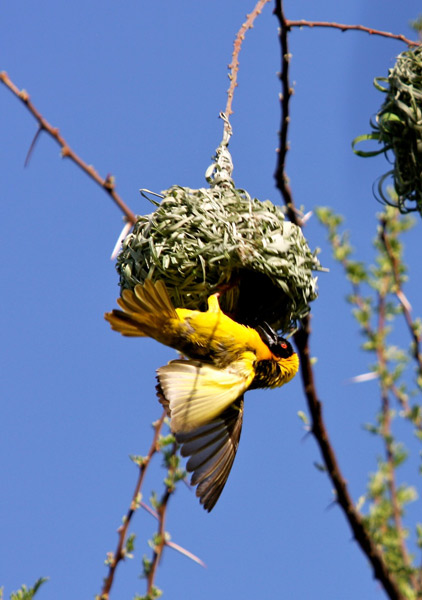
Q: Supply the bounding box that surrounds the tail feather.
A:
[133,279,176,317]
[117,289,144,313]
[104,279,178,339]
[105,310,149,337]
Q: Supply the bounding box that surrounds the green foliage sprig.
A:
[5,579,48,600]
[139,433,187,600]
[316,204,422,598]
[98,416,202,600]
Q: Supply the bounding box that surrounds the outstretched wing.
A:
[157,383,244,512]
[156,354,255,432]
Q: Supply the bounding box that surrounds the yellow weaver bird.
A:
[105,279,299,511]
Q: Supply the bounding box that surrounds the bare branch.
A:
[0,71,136,225]
[273,0,297,225]
[225,0,272,122]
[286,20,419,47]
[294,319,405,600]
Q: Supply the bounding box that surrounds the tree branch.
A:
[146,442,178,597]
[286,20,419,47]
[376,288,416,588]
[225,0,272,121]
[273,1,296,225]
[0,71,136,225]
[274,3,406,598]
[99,412,166,600]
[293,318,405,600]
[379,217,422,379]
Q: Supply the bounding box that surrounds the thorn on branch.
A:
[25,126,44,167]
[104,174,116,191]
[0,70,137,224]
[19,89,29,102]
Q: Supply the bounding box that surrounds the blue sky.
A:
[1,1,422,599]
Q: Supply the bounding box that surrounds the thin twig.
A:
[225,0,272,122]
[100,412,166,600]
[0,71,136,225]
[286,20,419,47]
[376,289,417,587]
[379,217,422,378]
[146,442,178,596]
[390,383,411,414]
[274,3,405,598]
[141,501,206,568]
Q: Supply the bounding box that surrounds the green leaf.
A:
[416,523,422,548]
[10,579,48,600]
[352,132,389,157]
[130,455,148,467]
[125,533,136,559]
[297,410,309,426]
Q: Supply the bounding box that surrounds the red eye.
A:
[281,343,287,349]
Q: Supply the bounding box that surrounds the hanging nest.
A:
[353,45,422,215]
[117,120,320,333]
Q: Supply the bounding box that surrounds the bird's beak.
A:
[256,322,278,347]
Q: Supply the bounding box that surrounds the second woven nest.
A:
[354,45,422,215]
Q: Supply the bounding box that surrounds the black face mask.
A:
[256,322,294,359]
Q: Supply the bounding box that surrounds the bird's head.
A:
[256,322,293,356]
[256,322,299,381]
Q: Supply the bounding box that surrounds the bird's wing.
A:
[156,384,244,512]
[181,398,244,511]
[156,354,255,432]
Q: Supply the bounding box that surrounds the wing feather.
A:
[156,379,244,512]
[178,398,244,511]
[157,356,254,432]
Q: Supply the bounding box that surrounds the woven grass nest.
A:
[354,45,422,215]
[117,135,320,334]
